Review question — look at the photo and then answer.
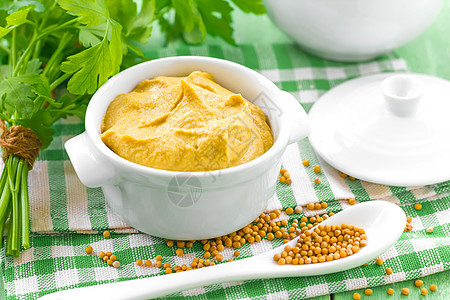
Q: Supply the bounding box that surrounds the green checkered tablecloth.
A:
[1,43,450,299]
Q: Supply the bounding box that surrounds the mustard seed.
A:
[280,176,286,183]
[176,249,183,257]
[387,288,394,295]
[156,261,162,268]
[234,250,240,257]
[98,251,105,259]
[421,288,427,295]
[364,289,373,296]
[166,268,172,274]
[106,252,112,257]
[401,288,410,295]
[107,259,113,265]
[306,203,315,210]
[386,267,393,275]
[406,216,412,223]
[103,231,110,238]
[427,227,433,233]
[286,207,294,215]
[302,160,309,166]
[136,259,143,266]
[415,279,423,287]
[113,261,120,268]
[85,246,93,254]
[414,203,422,210]
[166,240,174,247]
[376,258,383,265]
[294,206,302,214]
[353,292,361,300]
[314,178,321,185]
[313,166,321,173]
[145,260,152,267]
[156,255,163,261]
[280,169,287,175]
[110,255,117,261]
[348,198,356,205]
[430,284,437,291]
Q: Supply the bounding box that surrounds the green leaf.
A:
[78,23,107,47]
[0,26,11,39]
[25,59,42,74]
[0,77,36,120]
[8,1,45,14]
[230,0,266,14]
[197,0,235,45]
[125,0,154,43]
[56,0,109,26]
[6,7,32,26]
[61,21,122,95]
[16,110,55,149]
[172,0,206,42]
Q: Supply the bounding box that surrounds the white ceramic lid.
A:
[308,72,450,186]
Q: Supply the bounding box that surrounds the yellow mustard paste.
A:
[100,71,273,171]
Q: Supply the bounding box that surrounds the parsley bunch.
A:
[0,0,266,256]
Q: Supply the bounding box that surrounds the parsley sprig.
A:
[0,0,266,256]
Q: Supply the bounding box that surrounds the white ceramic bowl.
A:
[65,56,310,240]
[264,0,443,62]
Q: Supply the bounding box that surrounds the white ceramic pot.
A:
[264,0,443,62]
[64,56,310,240]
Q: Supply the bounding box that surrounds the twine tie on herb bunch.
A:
[0,120,41,170]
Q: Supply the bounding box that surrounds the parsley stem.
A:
[0,202,11,246]
[20,162,30,249]
[49,73,71,91]
[0,157,11,223]
[8,156,21,251]
[43,32,72,80]
[13,36,37,77]
[37,19,78,39]
[0,157,11,248]
[11,29,16,77]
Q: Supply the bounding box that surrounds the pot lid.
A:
[308,72,450,186]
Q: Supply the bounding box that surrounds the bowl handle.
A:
[64,132,115,187]
[282,91,311,144]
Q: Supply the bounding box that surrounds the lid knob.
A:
[380,74,424,117]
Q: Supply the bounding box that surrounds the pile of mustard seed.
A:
[273,223,367,265]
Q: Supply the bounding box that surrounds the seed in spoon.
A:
[273,223,367,264]
[421,288,428,295]
[401,288,410,295]
[430,284,437,291]
[414,279,423,287]
[387,288,394,295]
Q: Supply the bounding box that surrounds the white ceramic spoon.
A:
[41,200,405,300]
